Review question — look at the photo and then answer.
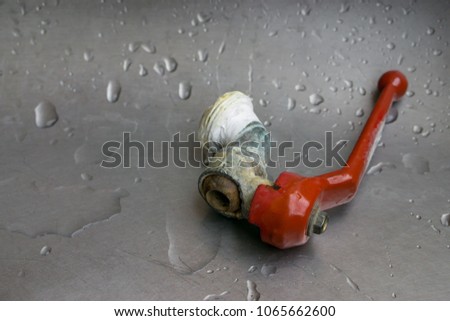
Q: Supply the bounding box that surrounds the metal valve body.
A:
[198,71,408,249]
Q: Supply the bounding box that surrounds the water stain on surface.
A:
[261,264,277,277]
[0,181,129,238]
[74,142,104,165]
[402,153,430,174]
[166,206,222,274]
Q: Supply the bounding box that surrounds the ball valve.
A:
[198,71,408,249]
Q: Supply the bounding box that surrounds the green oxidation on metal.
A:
[199,121,271,219]
[198,91,272,219]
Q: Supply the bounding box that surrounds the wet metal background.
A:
[0,0,449,300]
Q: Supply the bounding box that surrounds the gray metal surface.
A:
[0,0,449,300]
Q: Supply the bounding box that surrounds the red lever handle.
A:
[248,71,408,249]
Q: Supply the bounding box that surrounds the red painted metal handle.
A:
[248,71,408,249]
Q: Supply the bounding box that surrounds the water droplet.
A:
[416,245,421,249]
[348,121,355,131]
[40,245,51,256]
[358,87,367,96]
[329,86,338,93]
[268,30,278,37]
[421,130,430,137]
[329,264,342,272]
[272,79,282,89]
[163,56,177,73]
[259,99,268,107]
[34,101,58,128]
[141,42,156,54]
[440,213,450,226]
[106,80,121,103]
[134,177,142,184]
[178,81,191,100]
[402,153,430,174]
[386,42,395,50]
[64,47,73,56]
[431,224,441,234]
[128,41,140,53]
[412,125,423,134]
[406,90,415,97]
[248,265,257,273]
[300,6,311,16]
[392,292,397,298]
[123,58,132,72]
[153,62,165,76]
[197,49,208,62]
[367,162,396,175]
[188,31,198,38]
[295,84,306,91]
[309,93,324,106]
[203,291,229,301]
[309,107,322,114]
[246,280,260,301]
[386,108,398,124]
[355,108,365,117]
[432,49,442,56]
[415,214,422,220]
[197,12,211,24]
[138,64,148,77]
[261,264,277,277]
[343,79,353,88]
[218,41,226,55]
[287,97,296,111]
[12,27,22,38]
[346,276,360,291]
[81,173,93,181]
[206,269,214,274]
[426,27,435,35]
[339,3,350,13]
[83,49,94,62]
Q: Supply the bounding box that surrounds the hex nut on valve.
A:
[312,211,329,235]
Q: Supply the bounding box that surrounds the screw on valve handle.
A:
[198,71,408,249]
